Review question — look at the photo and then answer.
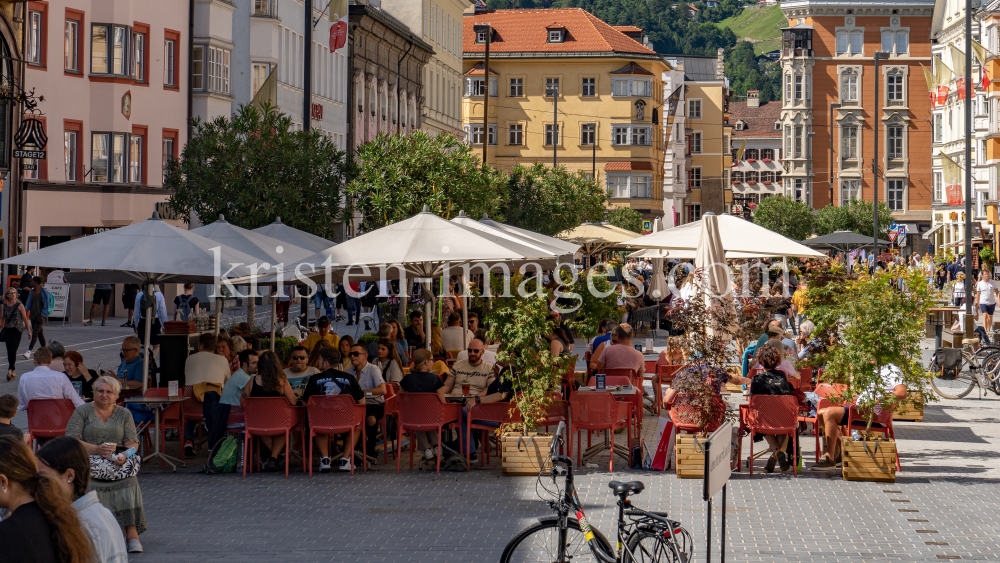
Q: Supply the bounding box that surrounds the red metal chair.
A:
[381,383,401,463]
[306,395,366,475]
[465,402,521,469]
[668,393,725,434]
[738,395,799,476]
[242,397,305,478]
[587,375,632,388]
[814,383,848,399]
[602,367,639,388]
[178,385,202,461]
[569,391,631,472]
[140,388,183,466]
[653,364,682,414]
[798,366,813,392]
[396,393,461,474]
[26,399,76,450]
[846,406,901,471]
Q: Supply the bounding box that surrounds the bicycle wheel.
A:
[624,529,683,563]
[930,352,977,399]
[501,519,614,563]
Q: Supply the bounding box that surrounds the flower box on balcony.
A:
[763,181,772,185]
[747,181,757,185]
[747,158,756,163]
[762,158,772,163]
[732,180,740,185]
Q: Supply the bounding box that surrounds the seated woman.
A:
[63,350,97,401]
[240,350,298,472]
[657,336,686,365]
[216,338,238,374]
[338,336,355,372]
[399,349,447,460]
[307,339,334,369]
[64,375,147,551]
[430,323,450,360]
[373,338,404,383]
[663,365,750,408]
[37,436,129,562]
[749,346,794,473]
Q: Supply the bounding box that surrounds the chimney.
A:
[747,90,760,109]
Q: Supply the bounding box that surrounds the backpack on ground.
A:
[203,433,243,475]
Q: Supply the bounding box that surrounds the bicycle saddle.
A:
[608,480,645,496]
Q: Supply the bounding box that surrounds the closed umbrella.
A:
[252,217,336,253]
[648,218,669,301]
[694,213,732,340]
[625,213,824,258]
[0,212,262,392]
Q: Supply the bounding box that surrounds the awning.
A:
[922,223,944,240]
[943,238,984,248]
[605,161,653,171]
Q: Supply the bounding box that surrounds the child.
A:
[0,394,27,442]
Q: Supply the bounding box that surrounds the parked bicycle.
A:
[929,347,1000,399]
[500,422,693,563]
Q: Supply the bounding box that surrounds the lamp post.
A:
[829,103,842,206]
[547,82,559,167]
[473,24,492,164]
[872,51,890,257]
[806,131,816,207]
[964,0,973,316]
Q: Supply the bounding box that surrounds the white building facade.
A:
[661,58,687,226]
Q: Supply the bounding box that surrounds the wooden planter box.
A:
[501,432,553,476]
[842,438,897,482]
[894,392,924,422]
[675,434,706,479]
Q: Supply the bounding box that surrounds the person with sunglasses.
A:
[346,345,386,459]
[115,335,145,390]
[283,345,320,396]
[441,339,495,461]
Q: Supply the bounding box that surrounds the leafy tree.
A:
[815,200,895,240]
[725,41,781,103]
[347,131,508,233]
[752,195,815,240]
[605,206,643,233]
[500,163,607,236]
[166,104,348,239]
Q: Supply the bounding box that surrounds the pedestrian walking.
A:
[121,283,139,327]
[85,284,113,326]
[22,277,49,359]
[17,267,34,304]
[1,287,30,381]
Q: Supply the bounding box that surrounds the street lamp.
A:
[546,82,559,167]
[806,131,816,206]
[872,51,890,258]
[474,24,492,164]
[829,103,842,206]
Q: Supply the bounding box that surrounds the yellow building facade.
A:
[462,8,670,219]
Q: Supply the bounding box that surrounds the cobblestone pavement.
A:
[6,323,1000,561]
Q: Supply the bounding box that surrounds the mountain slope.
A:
[719,4,787,55]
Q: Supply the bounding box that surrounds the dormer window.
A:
[476,31,489,43]
[548,29,564,43]
[735,121,745,131]
[774,121,781,130]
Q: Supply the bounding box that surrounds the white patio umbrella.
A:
[694,213,733,339]
[648,218,669,301]
[478,213,581,256]
[192,215,315,334]
[287,206,543,350]
[0,212,263,392]
[556,222,640,255]
[625,213,824,258]
[252,217,336,253]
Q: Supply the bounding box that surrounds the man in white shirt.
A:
[456,330,497,364]
[975,271,999,332]
[183,333,232,454]
[441,312,475,353]
[17,347,84,411]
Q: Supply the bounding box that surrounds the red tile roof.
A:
[605,161,653,171]
[613,25,644,33]
[610,62,653,76]
[463,62,500,76]
[729,101,783,139]
[464,9,659,57]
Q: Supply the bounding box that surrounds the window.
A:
[162,137,174,182]
[164,39,176,86]
[582,77,596,97]
[608,174,629,198]
[545,77,560,96]
[204,46,232,94]
[129,135,142,183]
[611,78,651,97]
[691,132,702,153]
[581,123,596,145]
[933,113,943,143]
[895,31,908,54]
[794,178,805,202]
[609,125,651,146]
[732,170,743,183]
[91,25,108,73]
[840,71,858,102]
[851,31,863,54]
[746,148,759,160]
[545,124,559,146]
[509,77,523,97]
[887,126,903,160]
[842,125,858,159]
[887,72,904,104]
[254,0,277,16]
[487,124,497,146]
[252,63,271,96]
[690,167,702,188]
[631,126,649,146]
[132,31,145,81]
[91,133,109,182]
[688,99,702,119]
[887,178,905,210]
[65,20,79,71]
[631,175,651,198]
[978,191,987,218]
[881,30,893,53]
[794,74,804,101]
[761,148,774,160]
[689,204,702,221]
[607,175,651,198]
[615,126,629,145]
[836,31,848,54]
[784,125,791,157]
[794,125,803,158]
[762,171,774,183]
[64,131,77,182]
[191,46,204,90]
[476,30,489,44]
[464,77,497,97]
[509,124,523,145]
[746,170,759,183]
[27,11,41,65]
[784,73,791,101]
[933,171,943,202]
[548,30,563,43]
[841,179,860,202]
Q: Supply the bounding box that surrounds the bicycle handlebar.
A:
[551,421,566,456]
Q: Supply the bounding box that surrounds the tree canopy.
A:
[605,206,643,234]
[500,163,608,236]
[752,195,815,241]
[725,40,781,103]
[816,200,895,240]
[165,104,348,239]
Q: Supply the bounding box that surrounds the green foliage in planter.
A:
[671,363,729,431]
[357,332,380,346]
[259,336,300,365]
[805,263,934,425]
[554,268,624,339]
[980,246,996,271]
[486,274,575,435]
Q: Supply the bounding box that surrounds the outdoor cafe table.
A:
[577,385,641,465]
[927,306,961,350]
[123,395,189,472]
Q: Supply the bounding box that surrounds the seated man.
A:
[116,336,145,390]
[456,329,497,363]
[17,347,85,411]
[301,347,365,472]
[219,349,260,428]
[812,364,907,470]
[404,310,426,350]
[399,349,447,460]
[441,312,475,353]
[0,394,28,442]
[301,316,339,352]
[183,332,232,454]
[441,339,495,460]
[594,323,644,379]
[284,346,320,395]
[345,345,387,458]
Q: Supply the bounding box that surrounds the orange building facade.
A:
[780,0,935,239]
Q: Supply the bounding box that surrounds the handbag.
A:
[89,454,142,481]
[0,304,19,341]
